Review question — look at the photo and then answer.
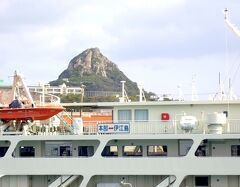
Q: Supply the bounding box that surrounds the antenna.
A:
[224,8,240,38]
[177,84,184,101]
[224,8,228,19]
[119,81,130,102]
[138,82,146,102]
[219,72,221,86]
[191,74,198,101]
[228,78,237,100]
[213,72,227,101]
[223,9,239,100]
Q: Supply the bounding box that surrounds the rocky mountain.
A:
[50,48,140,96]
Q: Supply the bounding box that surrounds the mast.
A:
[223,9,238,100]
[191,74,198,101]
[224,8,240,38]
[11,71,35,107]
[138,82,146,102]
[177,84,184,101]
[119,81,129,102]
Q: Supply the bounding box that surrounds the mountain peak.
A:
[81,47,101,57]
[67,47,112,77]
[50,48,139,95]
[87,47,100,53]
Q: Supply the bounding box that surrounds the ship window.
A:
[123,146,142,157]
[19,146,35,157]
[0,147,9,157]
[179,140,193,156]
[102,146,118,157]
[118,110,132,122]
[60,146,72,157]
[195,140,208,157]
[45,142,72,157]
[231,145,240,156]
[147,145,167,156]
[78,146,94,157]
[134,109,148,121]
[195,176,209,186]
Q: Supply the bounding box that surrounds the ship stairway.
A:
[48,175,78,187]
[156,176,176,187]
[56,112,74,134]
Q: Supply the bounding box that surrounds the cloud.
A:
[104,0,240,61]
[118,52,240,99]
[0,0,10,14]
[126,0,186,9]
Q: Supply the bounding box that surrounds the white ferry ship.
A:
[0,9,240,187]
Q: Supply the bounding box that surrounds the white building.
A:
[28,83,84,95]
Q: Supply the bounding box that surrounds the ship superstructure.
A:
[0,99,240,187]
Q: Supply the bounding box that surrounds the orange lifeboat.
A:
[0,71,65,122]
[0,106,64,121]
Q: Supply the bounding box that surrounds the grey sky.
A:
[1,0,240,99]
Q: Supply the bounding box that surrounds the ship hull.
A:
[0,107,64,121]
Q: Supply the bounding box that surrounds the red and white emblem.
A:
[161,113,170,121]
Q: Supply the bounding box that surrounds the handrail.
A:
[48,175,72,187]
[56,113,74,134]
[1,118,240,136]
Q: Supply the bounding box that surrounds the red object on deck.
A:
[0,106,64,121]
[161,113,170,121]
[62,115,113,127]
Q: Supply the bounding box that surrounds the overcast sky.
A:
[1,0,240,99]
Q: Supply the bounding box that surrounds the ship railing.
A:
[129,120,175,134]
[30,91,61,105]
[44,93,61,104]
[56,111,74,134]
[82,120,200,135]
[82,119,240,135]
[223,119,240,133]
[2,118,240,136]
[0,131,23,136]
[5,118,239,136]
[129,120,207,134]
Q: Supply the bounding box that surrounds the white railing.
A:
[82,119,240,135]
[225,119,240,134]
[83,120,203,135]
[129,121,175,134]
[4,119,239,136]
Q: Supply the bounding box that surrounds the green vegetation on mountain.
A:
[50,48,155,102]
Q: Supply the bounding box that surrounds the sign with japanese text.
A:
[97,123,130,134]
